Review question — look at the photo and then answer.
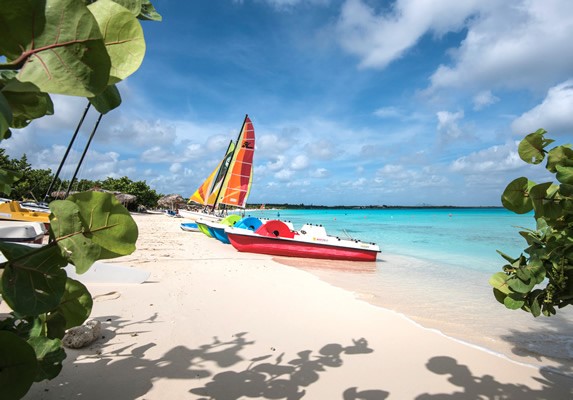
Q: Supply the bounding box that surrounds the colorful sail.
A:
[218,115,255,208]
[189,140,235,206]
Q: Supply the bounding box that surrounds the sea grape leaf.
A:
[88,0,146,85]
[89,84,122,114]
[501,177,534,214]
[138,0,163,21]
[0,242,68,315]
[49,199,103,273]
[504,293,525,309]
[489,272,511,294]
[109,0,142,15]
[0,167,23,195]
[556,165,573,185]
[518,129,553,164]
[546,145,573,173]
[0,0,111,97]
[0,331,38,400]
[507,276,535,294]
[52,278,93,330]
[2,80,54,128]
[27,336,66,381]
[0,91,13,139]
[50,191,137,273]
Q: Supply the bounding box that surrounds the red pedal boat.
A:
[225,220,380,261]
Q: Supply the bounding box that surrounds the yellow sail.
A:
[188,140,235,206]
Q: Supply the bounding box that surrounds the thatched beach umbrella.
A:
[158,194,186,210]
[115,193,137,206]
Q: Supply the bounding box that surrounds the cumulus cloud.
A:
[275,168,295,181]
[429,0,573,91]
[436,110,466,144]
[170,163,183,173]
[291,154,310,170]
[511,80,573,136]
[336,0,485,69]
[450,142,522,173]
[473,90,499,110]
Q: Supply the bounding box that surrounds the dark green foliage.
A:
[491,129,573,316]
[0,1,161,398]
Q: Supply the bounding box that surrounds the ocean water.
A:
[247,208,573,375]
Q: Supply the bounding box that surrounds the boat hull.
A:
[226,229,379,261]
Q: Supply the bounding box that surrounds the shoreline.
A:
[275,254,573,377]
[18,213,573,399]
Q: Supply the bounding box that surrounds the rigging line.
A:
[44,101,92,202]
[65,113,104,197]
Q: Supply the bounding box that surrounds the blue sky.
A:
[5,0,573,206]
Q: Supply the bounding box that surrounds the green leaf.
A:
[109,0,142,16]
[53,278,93,330]
[0,331,38,400]
[504,293,525,309]
[529,182,557,218]
[492,288,507,305]
[2,80,54,128]
[0,243,68,315]
[138,0,162,21]
[501,177,534,213]
[507,276,535,294]
[0,0,111,97]
[0,91,13,139]
[50,191,138,273]
[546,145,573,173]
[556,165,573,185]
[489,272,511,294]
[518,129,553,164]
[27,336,66,381]
[88,0,146,85]
[0,167,23,195]
[496,250,517,264]
[89,84,122,114]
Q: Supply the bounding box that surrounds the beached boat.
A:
[0,200,50,228]
[180,222,200,232]
[198,214,242,244]
[183,114,255,222]
[225,220,380,261]
[0,220,47,244]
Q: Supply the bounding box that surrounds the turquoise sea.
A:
[247,207,573,375]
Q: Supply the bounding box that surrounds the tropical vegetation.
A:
[491,129,573,317]
[0,1,161,398]
[0,149,162,209]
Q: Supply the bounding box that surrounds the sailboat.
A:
[179,114,255,222]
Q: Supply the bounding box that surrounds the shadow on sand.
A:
[26,314,388,399]
[26,313,572,399]
[415,356,573,399]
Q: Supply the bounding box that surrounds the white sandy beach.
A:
[18,213,573,399]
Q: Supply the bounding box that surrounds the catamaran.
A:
[180,114,255,222]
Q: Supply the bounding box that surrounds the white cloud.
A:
[511,80,573,136]
[373,106,402,118]
[436,110,465,144]
[472,90,499,110]
[291,154,309,170]
[450,142,522,173]
[170,163,183,173]
[275,168,294,181]
[429,1,573,91]
[336,0,485,69]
